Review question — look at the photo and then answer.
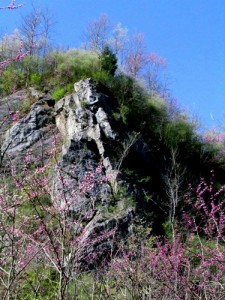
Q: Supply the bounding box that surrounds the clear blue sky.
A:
[1,0,225,131]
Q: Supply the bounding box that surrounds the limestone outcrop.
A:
[55,79,117,174]
[0,79,137,266]
[0,89,57,172]
[54,79,135,264]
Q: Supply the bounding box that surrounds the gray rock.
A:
[96,107,116,139]
[0,90,28,139]
[1,102,54,155]
[0,89,58,175]
[55,79,117,180]
[52,138,113,216]
[74,78,99,105]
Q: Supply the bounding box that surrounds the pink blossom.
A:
[0,0,24,10]
[9,110,19,121]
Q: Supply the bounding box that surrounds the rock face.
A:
[0,79,136,267]
[1,102,54,154]
[0,89,58,172]
[55,79,117,175]
[0,90,28,142]
[54,79,135,266]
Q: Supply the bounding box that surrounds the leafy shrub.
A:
[30,73,43,87]
[0,67,25,96]
[0,49,109,95]
[49,49,100,86]
[92,70,111,86]
[66,82,75,94]
[52,87,66,101]
[106,73,168,137]
[163,118,196,149]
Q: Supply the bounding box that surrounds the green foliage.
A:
[162,219,174,239]
[17,266,58,300]
[106,204,120,215]
[0,68,16,94]
[106,74,168,137]
[100,45,117,76]
[30,73,43,86]
[0,66,25,96]
[92,70,111,85]
[52,87,66,101]
[0,49,112,96]
[47,49,100,87]
[66,82,75,94]
[21,55,40,73]
[114,183,137,211]
[163,118,196,149]
[118,104,130,124]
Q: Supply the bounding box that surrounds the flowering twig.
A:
[0,0,24,10]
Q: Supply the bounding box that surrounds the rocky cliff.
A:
[0,79,139,266]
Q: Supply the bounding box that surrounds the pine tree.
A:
[100,45,117,76]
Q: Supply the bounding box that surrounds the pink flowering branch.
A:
[0,0,24,10]
[106,172,225,299]
[0,1,28,76]
[0,41,30,71]
[0,140,114,299]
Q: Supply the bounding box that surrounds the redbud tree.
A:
[107,172,225,299]
[0,138,115,299]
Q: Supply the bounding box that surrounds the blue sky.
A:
[1,0,225,131]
